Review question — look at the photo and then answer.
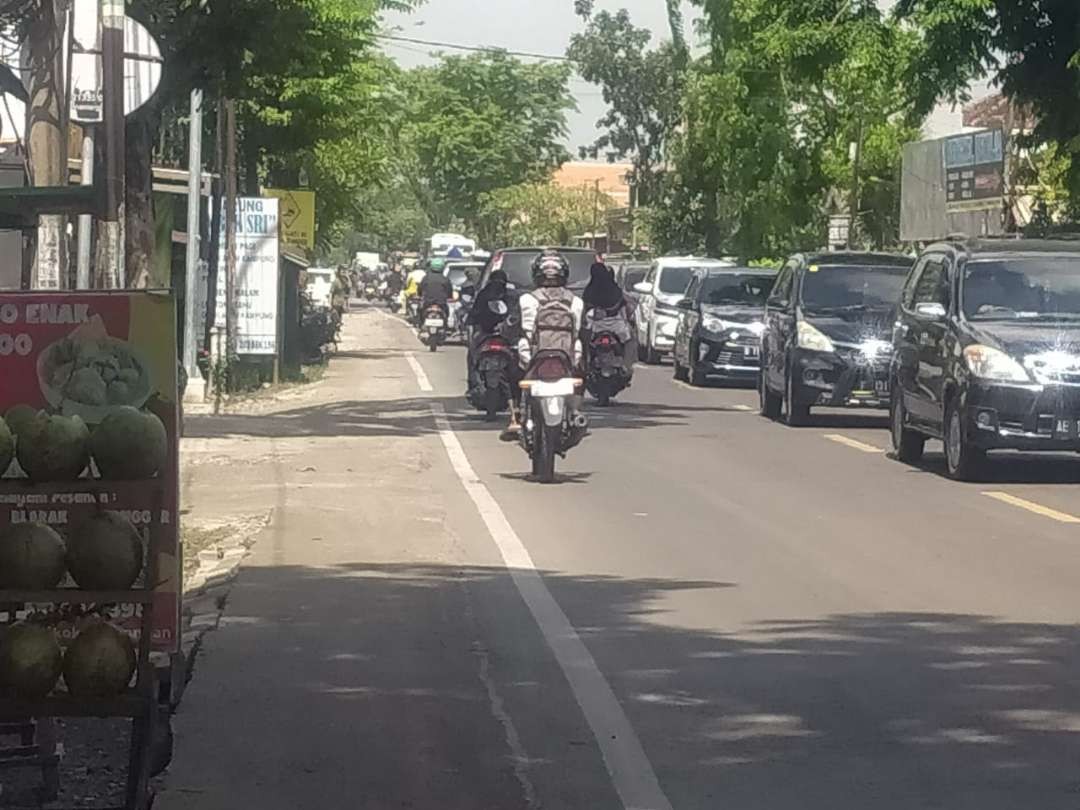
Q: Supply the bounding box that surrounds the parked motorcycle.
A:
[586,332,631,406]
[421,303,447,352]
[519,350,588,484]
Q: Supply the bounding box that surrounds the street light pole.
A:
[183,88,204,401]
[99,0,125,287]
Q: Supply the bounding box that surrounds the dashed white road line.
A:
[400,336,672,810]
[981,492,1080,524]
[823,433,885,453]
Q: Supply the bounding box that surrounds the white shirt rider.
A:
[517,289,585,367]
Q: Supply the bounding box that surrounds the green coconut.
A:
[0,416,11,477]
[0,623,63,699]
[15,413,90,482]
[0,523,66,589]
[66,511,144,590]
[4,405,42,441]
[63,622,136,698]
[90,406,168,480]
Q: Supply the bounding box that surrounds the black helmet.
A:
[531,249,570,287]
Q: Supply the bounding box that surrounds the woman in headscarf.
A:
[582,261,637,376]
[468,269,512,335]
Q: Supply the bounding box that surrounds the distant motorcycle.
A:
[586,332,630,406]
[363,280,378,301]
[519,350,588,484]
[405,296,421,323]
[421,303,447,352]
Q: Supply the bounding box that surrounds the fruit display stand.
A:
[0,481,164,810]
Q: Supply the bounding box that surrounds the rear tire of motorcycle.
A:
[537,423,558,484]
[483,388,502,421]
[596,390,611,407]
[429,340,437,353]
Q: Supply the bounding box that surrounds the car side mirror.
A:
[633,281,652,294]
[676,298,694,310]
[914,302,946,320]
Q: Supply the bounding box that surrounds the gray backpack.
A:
[530,287,576,358]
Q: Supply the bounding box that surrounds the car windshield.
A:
[701,273,774,306]
[658,266,703,294]
[493,250,596,290]
[962,257,1080,321]
[622,267,647,290]
[800,264,908,312]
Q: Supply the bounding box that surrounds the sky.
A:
[382,0,990,154]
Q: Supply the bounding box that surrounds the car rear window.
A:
[493,250,596,290]
[800,264,909,312]
[657,266,701,294]
[622,267,648,290]
[700,273,775,306]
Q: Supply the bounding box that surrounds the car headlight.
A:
[702,315,727,333]
[702,317,766,336]
[797,320,835,353]
[964,344,1030,382]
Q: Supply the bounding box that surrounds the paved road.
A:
[162,305,1080,809]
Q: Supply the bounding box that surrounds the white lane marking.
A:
[405,352,433,392]
[981,491,1080,524]
[427,399,673,810]
[823,433,885,454]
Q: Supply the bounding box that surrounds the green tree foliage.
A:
[477,182,614,247]
[567,5,683,204]
[400,52,575,231]
[896,0,1080,197]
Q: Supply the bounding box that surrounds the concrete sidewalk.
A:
[156,310,612,810]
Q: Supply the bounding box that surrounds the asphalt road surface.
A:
[163,304,1080,810]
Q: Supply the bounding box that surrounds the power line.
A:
[377,33,572,62]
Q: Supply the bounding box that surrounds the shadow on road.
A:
[196,560,1080,810]
[897,449,1080,485]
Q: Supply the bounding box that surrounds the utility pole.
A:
[76,126,95,288]
[592,178,601,251]
[847,112,864,251]
[223,98,238,376]
[182,88,203,401]
[98,0,125,287]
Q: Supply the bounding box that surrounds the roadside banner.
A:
[943,129,1005,213]
[215,196,280,355]
[0,291,181,652]
[263,188,315,251]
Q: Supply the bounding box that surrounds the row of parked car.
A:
[615,237,1080,481]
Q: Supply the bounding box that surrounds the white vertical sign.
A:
[215,198,280,355]
[70,0,103,122]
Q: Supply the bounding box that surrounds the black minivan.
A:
[891,238,1080,480]
[760,252,913,425]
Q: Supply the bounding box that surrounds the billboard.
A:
[215,197,280,355]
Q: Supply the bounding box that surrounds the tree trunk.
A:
[26,0,69,289]
[125,107,159,288]
[241,117,260,196]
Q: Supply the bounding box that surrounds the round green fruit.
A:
[0,623,62,699]
[15,413,90,482]
[66,511,144,590]
[63,622,136,698]
[90,406,168,480]
[0,522,66,589]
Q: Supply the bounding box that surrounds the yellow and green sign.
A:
[264,188,316,250]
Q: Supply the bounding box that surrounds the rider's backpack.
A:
[530,287,576,359]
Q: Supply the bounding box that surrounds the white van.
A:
[428,233,476,258]
[305,267,335,310]
[634,256,735,363]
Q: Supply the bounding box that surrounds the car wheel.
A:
[784,367,810,426]
[759,368,781,419]
[689,364,707,387]
[673,355,688,382]
[890,390,925,463]
[644,329,661,365]
[945,397,985,481]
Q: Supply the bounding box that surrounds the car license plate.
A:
[744,346,760,359]
[424,318,444,328]
[874,379,890,396]
[1055,418,1074,438]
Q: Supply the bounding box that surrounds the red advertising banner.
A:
[0,291,180,652]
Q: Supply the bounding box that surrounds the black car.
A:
[477,246,598,293]
[616,261,651,308]
[760,252,913,425]
[891,238,1080,479]
[672,266,776,386]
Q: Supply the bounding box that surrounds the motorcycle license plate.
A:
[530,379,575,397]
[744,346,760,359]
[874,379,890,396]
[424,318,445,328]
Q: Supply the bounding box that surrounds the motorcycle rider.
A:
[508,249,586,437]
[582,260,637,380]
[418,257,453,327]
[466,268,520,396]
[403,260,429,315]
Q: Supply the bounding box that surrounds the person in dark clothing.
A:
[583,262,623,311]
[417,258,453,326]
[466,269,520,395]
[582,261,637,376]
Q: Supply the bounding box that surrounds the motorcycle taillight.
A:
[484,338,508,352]
[595,335,614,347]
[534,356,570,382]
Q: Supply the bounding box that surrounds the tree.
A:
[895,0,1080,198]
[477,182,614,247]
[568,5,683,205]
[400,52,575,231]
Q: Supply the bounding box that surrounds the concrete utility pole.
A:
[223,98,238,369]
[97,0,125,287]
[76,126,95,288]
[183,88,204,401]
[847,113,864,251]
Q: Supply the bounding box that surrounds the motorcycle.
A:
[586,332,630,406]
[469,332,517,421]
[363,280,378,301]
[421,303,447,352]
[519,350,588,484]
[405,295,421,323]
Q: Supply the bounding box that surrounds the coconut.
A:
[0,416,11,477]
[4,404,42,441]
[0,623,62,698]
[62,622,136,698]
[15,413,90,482]
[66,511,144,590]
[0,523,66,589]
[90,406,168,480]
